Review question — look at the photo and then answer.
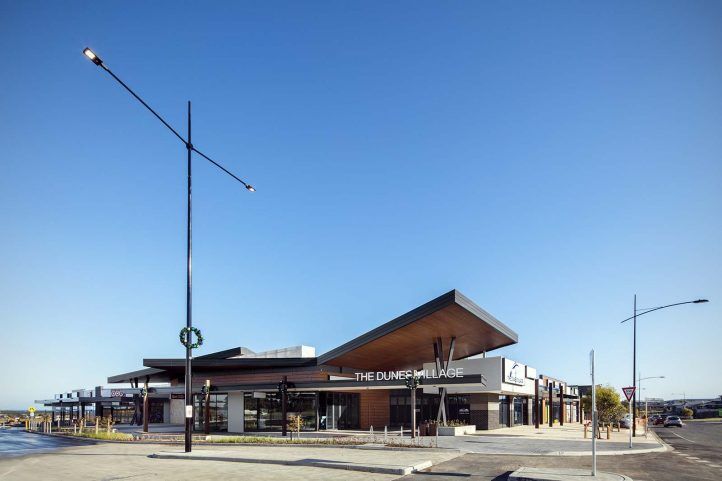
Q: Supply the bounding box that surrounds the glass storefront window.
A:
[513,397,523,425]
[194,394,228,432]
[499,396,509,426]
[321,392,358,430]
[244,392,320,431]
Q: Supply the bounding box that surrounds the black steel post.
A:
[534,378,540,428]
[632,294,637,437]
[548,380,553,427]
[411,385,417,438]
[184,101,193,453]
[281,376,288,437]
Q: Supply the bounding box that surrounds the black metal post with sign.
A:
[405,374,422,438]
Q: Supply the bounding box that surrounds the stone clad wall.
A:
[470,392,501,430]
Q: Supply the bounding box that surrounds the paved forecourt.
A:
[0,441,422,481]
[152,444,461,475]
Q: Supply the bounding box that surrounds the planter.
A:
[437,425,476,436]
[427,423,437,436]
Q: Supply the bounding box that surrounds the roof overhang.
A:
[318,289,518,371]
[143,357,318,371]
[107,367,168,384]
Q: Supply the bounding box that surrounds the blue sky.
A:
[1,1,720,409]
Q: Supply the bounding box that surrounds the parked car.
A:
[664,416,684,428]
[648,415,660,425]
[619,415,632,429]
[654,414,669,426]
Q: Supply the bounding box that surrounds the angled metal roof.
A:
[317,289,518,370]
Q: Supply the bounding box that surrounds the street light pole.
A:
[632,295,637,437]
[621,297,708,437]
[82,48,255,453]
[184,100,193,453]
[637,375,664,436]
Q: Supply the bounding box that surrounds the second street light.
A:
[621,296,708,437]
[638,375,665,435]
[83,47,255,452]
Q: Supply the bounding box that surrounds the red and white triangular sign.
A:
[622,386,636,401]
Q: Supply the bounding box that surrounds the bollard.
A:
[606,424,611,440]
[400,426,403,438]
[584,423,588,438]
[384,426,387,443]
[370,425,373,437]
[435,427,439,448]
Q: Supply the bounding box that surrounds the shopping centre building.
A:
[36,290,580,432]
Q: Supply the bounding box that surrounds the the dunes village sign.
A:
[355,367,464,382]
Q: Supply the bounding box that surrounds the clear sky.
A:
[1,1,720,409]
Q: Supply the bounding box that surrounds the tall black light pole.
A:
[82,48,255,453]
[621,297,708,437]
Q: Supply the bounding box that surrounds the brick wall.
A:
[470,393,501,430]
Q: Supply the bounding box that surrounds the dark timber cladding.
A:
[318,289,518,371]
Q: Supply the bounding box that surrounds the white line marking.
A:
[708,464,721,468]
[670,431,697,443]
[687,456,700,460]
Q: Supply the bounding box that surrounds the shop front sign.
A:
[503,359,525,386]
[354,367,464,382]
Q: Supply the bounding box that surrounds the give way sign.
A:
[622,386,636,401]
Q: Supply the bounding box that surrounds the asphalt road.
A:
[0,428,93,458]
[653,421,722,471]
[404,422,722,481]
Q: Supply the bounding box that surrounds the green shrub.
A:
[72,431,134,441]
[206,435,362,445]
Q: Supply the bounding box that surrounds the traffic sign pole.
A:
[622,387,636,448]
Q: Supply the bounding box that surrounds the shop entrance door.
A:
[321,392,359,430]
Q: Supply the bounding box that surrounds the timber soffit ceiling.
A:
[317,289,519,371]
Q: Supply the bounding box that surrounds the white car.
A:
[664,416,684,428]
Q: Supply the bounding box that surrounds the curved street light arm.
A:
[620,300,708,323]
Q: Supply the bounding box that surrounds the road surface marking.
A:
[669,431,696,443]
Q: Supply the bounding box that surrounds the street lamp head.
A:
[693,299,709,303]
[245,184,255,192]
[83,48,103,66]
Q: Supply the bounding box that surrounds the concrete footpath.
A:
[152,444,461,475]
[437,423,666,455]
[509,467,632,481]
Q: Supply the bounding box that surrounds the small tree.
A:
[595,386,626,424]
[681,407,693,418]
[287,415,303,439]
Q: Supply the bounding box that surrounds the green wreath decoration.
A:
[179,326,204,349]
